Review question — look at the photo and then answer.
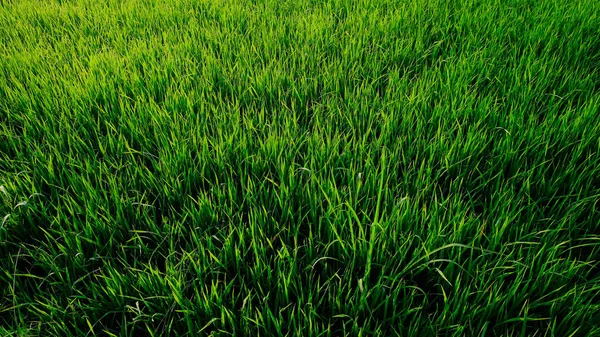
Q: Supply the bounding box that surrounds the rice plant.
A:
[1,0,599,336]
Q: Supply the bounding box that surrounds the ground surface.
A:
[1,0,599,336]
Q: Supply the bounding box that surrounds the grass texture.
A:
[1,0,600,336]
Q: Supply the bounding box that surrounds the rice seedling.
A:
[1,0,599,336]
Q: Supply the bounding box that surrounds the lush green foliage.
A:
[1,0,599,336]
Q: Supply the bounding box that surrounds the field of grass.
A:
[1,0,599,335]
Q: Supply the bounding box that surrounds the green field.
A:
[1,0,599,336]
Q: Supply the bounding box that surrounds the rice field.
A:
[1,0,599,336]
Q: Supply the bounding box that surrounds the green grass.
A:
[1,0,600,335]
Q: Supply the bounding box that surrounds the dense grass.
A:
[1,0,600,335]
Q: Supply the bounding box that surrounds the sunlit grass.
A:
[1,0,599,336]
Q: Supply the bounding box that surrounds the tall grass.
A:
[1,0,599,336]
